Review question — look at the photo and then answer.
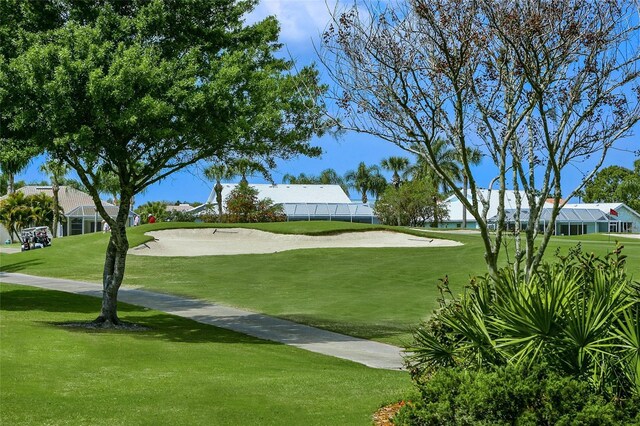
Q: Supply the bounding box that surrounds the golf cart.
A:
[21,226,53,251]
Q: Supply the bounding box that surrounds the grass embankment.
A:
[2,221,638,345]
[0,283,410,425]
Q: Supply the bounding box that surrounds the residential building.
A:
[194,183,378,223]
[442,189,640,234]
[0,186,135,241]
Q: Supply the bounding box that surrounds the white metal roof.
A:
[1,186,115,214]
[443,189,530,222]
[205,183,352,206]
[496,208,613,223]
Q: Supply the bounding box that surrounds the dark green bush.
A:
[393,365,640,425]
[406,244,640,398]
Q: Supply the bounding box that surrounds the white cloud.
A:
[247,0,341,45]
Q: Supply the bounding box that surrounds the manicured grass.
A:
[1,222,638,345]
[0,283,410,425]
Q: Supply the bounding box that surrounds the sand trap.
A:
[129,228,462,257]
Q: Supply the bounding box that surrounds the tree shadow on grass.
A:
[0,258,44,273]
[66,313,276,345]
[2,287,276,345]
[0,288,145,314]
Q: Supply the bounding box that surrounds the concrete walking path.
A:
[0,272,405,370]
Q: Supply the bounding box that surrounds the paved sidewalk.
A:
[0,272,405,370]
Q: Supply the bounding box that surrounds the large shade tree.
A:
[322,0,640,279]
[583,160,640,213]
[0,0,62,194]
[3,0,326,326]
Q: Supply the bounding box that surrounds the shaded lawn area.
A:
[1,222,638,345]
[0,283,410,426]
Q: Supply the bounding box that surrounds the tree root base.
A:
[53,321,150,331]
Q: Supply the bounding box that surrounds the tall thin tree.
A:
[381,156,410,189]
[40,157,69,237]
[344,162,386,203]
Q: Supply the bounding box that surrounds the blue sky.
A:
[15,0,639,205]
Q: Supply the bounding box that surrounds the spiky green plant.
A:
[407,244,640,397]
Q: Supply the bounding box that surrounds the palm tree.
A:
[407,139,463,193]
[381,156,410,189]
[26,192,60,228]
[40,157,70,237]
[408,139,463,227]
[0,140,43,194]
[204,162,236,217]
[344,162,386,203]
[317,168,349,194]
[230,158,267,185]
[0,192,29,241]
[282,172,315,184]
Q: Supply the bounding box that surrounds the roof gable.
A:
[1,186,114,214]
[206,183,352,205]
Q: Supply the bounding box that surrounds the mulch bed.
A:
[373,401,407,426]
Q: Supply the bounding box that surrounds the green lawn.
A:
[0,283,410,425]
[2,221,638,345]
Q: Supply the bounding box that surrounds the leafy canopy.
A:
[4,0,325,214]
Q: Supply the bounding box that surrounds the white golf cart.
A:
[21,226,53,251]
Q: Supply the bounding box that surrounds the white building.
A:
[194,183,379,223]
[441,189,530,229]
[0,186,135,242]
[442,189,640,234]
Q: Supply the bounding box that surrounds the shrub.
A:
[135,201,168,223]
[374,179,448,227]
[166,210,196,222]
[406,244,640,399]
[393,364,640,425]
[224,183,286,223]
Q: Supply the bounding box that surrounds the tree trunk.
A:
[52,183,60,238]
[432,195,439,227]
[8,173,15,194]
[215,180,223,217]
[392,172,400,189]
[361,189,368,204]
[94,214,129,326]
[462,174,468,229]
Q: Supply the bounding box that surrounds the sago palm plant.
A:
[407,244,639,398]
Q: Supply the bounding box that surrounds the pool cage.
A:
[280,203,380,224]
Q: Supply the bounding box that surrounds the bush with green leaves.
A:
[135,201,168,224]
[393,364,640,425]
[374,179,448,227]
[407,244,640,399]
[224,183,285,223]
[166,210,196,223]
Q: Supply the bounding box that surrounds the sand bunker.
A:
[129,228,462,257]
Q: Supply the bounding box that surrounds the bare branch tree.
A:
[321,0,640,278]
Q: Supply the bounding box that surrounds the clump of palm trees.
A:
[0,191,62,242]
[203,142,481,227]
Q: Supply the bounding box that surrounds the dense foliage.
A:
[583,160,640,212]
[135,201,168,224]
[394,364,640,425]
[402,245,640,424]
[374,179,447,227]
[0,192,61,241]
[224,183,285,223]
